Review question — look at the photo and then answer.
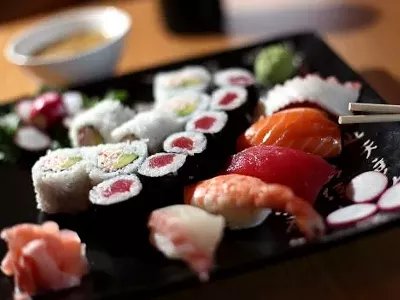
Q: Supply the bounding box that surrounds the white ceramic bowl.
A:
[5,6,131,87]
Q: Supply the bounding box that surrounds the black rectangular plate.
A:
[1,32,400,300]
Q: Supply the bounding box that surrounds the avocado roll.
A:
[69,99,135,147]
[32,148,91,214]
[111,110,182,154]
[154,66,211,104]
[87,141,148,185]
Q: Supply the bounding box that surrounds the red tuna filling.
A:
[229,75,253,86]
[194,116,216,130]
[219,92,237,106]
[102,179,133,198]
[171,137,194,150]
[149,154,175,168]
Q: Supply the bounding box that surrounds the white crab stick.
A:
[346,171,388,203]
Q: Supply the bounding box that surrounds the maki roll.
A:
[163,131,209,182]
[154,66,211,104]
[210,87,250,136]
[111,110,182,153]
[87,141,148,185]
[138,152,189,204]
[32,148,91,214]
[213,68,258,112]
[89,174,153,250]
[156,91,210,124]
[69,99,135,147]
[185,111,234,169]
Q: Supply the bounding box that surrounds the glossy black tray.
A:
[1,32,400,300]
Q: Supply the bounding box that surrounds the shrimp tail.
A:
[286,197,325,239]
[254,184,325,239]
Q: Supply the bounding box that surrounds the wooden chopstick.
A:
[339,114,400,124]
[349,103,400,114]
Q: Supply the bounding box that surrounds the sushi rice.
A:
[89,174,143,206]
[163,131,207,156]
[87,141,148,185]
[32,148,91,213]
[69,99,135,147]
[154,66,211,104]
[111,110,182,153]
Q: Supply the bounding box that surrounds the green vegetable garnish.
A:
[82,89,130,109]
[113,153,139,169]
[176,104,197,117]
[0,113,20,136]
[105,89,129,103]
[59,156,82,170]
[254,44,295,85]
[179,78,203,88]
[0,126,20,164]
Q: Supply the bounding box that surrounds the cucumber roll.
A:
[156,91,210,124]
[32,148,91,214]
[69,99,135,147]
[111,110,182,154]
[154,66,211,104]
[87,141,148,185]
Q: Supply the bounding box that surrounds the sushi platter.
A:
[1,33,400,299]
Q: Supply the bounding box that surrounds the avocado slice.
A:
[176,103,197,117]
[112,153,139,170]
[59,156,83,170]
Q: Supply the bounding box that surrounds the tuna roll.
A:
[138,152,189,204]
[210,86,250,134]
[213,68,258,112]
[163,131,209,182]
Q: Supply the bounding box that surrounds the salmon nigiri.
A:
[1,221,88,299]
[148,205,225,282]
[185,174,325,239]
[237,107,342,157]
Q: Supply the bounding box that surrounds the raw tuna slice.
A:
[224,145,336,204]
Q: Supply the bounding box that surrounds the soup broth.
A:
[34,30,109,59]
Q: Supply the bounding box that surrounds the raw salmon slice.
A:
[237,107,342,157]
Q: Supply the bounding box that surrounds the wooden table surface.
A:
[2,0,400,299]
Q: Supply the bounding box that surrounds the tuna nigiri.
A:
[148,205,225,282]
[185,174,325,239]
[225,145,336,204]
[237,107,342,157]
[1,222,88,299]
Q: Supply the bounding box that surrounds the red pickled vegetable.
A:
[30,92,66,129]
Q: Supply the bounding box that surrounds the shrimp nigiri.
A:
[1,221,88,299]
[236,107,342,157]
[148,205,225,282]
[185,174,325,239]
